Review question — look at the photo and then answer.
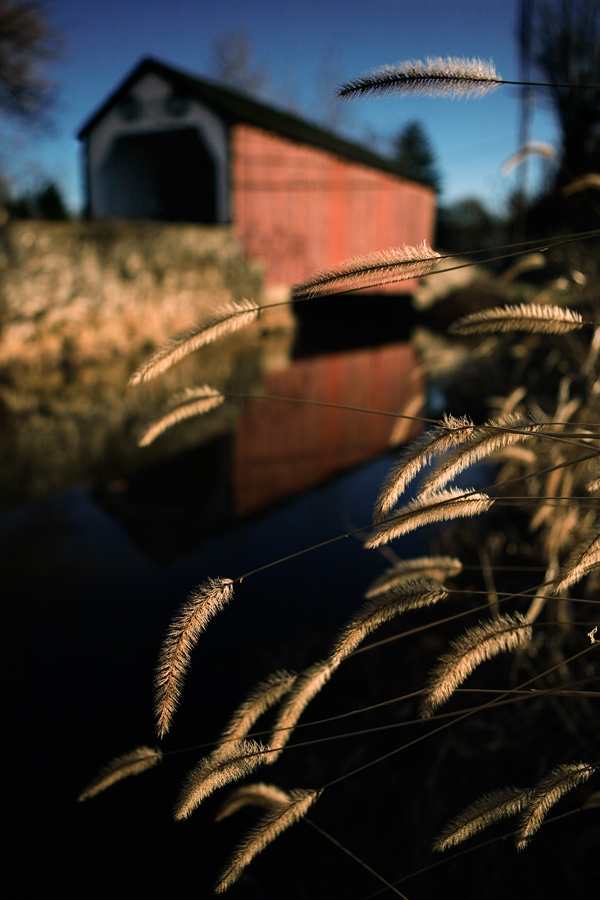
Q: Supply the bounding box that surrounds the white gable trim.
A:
[86,72,229,222]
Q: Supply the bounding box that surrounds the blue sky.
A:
[2,0,560,214]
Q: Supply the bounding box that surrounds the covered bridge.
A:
[78,57,436,295]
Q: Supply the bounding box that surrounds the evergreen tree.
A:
[7,181,70,219]
[392,121,441,192]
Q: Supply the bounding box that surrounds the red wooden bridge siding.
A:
[232,124,436,292]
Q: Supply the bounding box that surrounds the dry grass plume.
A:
[292,243,440,300]
[374,415,474,522]
[337,57,501,100]
[215,788,321,893]
[449,304,584,336]
[78,746,163,802]
[420,612,532,718]
[365,488,493,550]
[516,763,595,851]
[129,300,259,385]
[175,739,270,821]
[155,577,234,738]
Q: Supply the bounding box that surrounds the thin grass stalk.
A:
[321,647,598,795]
[305,818,411,899]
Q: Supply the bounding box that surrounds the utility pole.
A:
[516,0,534,239]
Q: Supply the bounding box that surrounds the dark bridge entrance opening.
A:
[101,128,217,222]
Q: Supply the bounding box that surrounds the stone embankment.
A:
[0,221,292,505]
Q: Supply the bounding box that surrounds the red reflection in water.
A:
[233,342,423,517]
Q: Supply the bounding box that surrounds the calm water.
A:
[8,337,434,896]
[8,336,584,900]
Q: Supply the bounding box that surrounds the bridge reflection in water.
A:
[93,338,425,558]
[233,342,423,518]
[4,335,427,896]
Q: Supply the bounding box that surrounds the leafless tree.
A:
[209,29,268,97]
[528,0,600,180]
[0,0,61,121]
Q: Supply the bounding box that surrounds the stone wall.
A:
[0,221,292,506]
[0,220,264,375]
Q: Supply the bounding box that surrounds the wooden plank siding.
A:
[231,123,436,292]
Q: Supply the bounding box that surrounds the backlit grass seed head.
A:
[366,489,493,550]
[374,415,474,522]
[420,612,532,718]
[449,304,584,336]
[338,57,501,100]
[78,746,163,802]
[215,783,291,822]
[215,788,321,893]
[553,531,600,592]
[329,579,448,667]
[138,386,225,446]
[129,300,259,385]
[216,669,297,748]
[155,577,234,738]
[175,739,271,821]
[292,243,440,300]
[420,413,542,497]
[433,786,531,852]
[515,763,594,851]
[587,470,600,493]
[364,556,462,599]
[268,660,334,761]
